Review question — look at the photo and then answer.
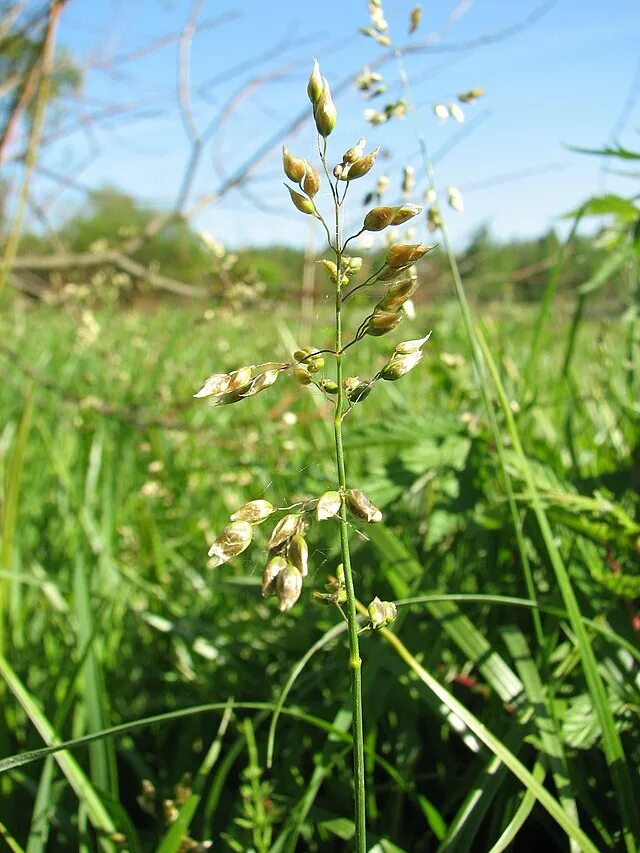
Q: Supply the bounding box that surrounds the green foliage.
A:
[0,5,80,129]
[0,288,637,850]
[59,188,216,286]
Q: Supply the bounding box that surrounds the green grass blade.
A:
[0,820,26,853]
[522,214,582,394]
[367,524,523,705]
[360,606,600,853]
[500,624,579,841]
[0,394,32,654]
[0,653,119,851]
[488,762,546,853]
[202,726,249,830]
[73,555,119,800]
[267,620,347,768]
[0,701,361,774]
[438,716,533,853]
[26,756,56,853]
[395,594,640,665]
[270,708,353,853]
[157,699,234,853]
[476,324,639,850]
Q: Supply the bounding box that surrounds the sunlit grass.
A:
[0,294,637,850]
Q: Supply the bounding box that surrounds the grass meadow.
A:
[0,289,638,851]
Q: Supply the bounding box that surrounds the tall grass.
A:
[0,283,637,849]
[0,5,638,848]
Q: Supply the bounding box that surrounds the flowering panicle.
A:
[196,59,434,622]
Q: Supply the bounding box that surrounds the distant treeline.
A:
[5,186,627,305]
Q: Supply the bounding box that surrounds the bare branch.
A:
[177,0,204,144]
[1,0,67,295]
[9,249,206,298]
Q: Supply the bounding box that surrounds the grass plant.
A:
[0,5,638,848]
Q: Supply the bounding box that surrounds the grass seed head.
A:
[282,147,307,183]
[434,103,449,123]
[376,277,418,312]
[385,243,434,268]
[228,366,253,392]
[242,368,280,397]
[193,373,231,399]
[267,513,302,550]
[314,77,337,137]
[277,564,303,611]
[427,206,443,232]
[380,350,423,380]
[357,67,382,91]
[395,331,432,354]
[320,259,338,281]
[286,184,316,215]
[317,490,342,520]
[344,146,380,181]
[448,103,465,123]
[363,203,422,231]
[307,58,323,106]
[402,165,415,195]
[376,265,411,283]
[342,137,366,164]
[368,596,397,628]
[292,365,313,385]
[231,500,275,524]
[448,186,464,212]
[409,5,422,33]
[208,521,253,566]
[346,489,382,523]
[458,87,485,104]
[344,376,373,402]
[321,379,338,394]
[262,555,287,597]
[287,534,309,576]
[366,310,403,336]
[303,162,321,197]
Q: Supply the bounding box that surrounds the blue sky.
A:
[42,0,640,249]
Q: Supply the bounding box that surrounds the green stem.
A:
[332,196,367,853]
[392,47,544,646]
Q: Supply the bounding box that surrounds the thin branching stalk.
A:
[327,165,367,853]
[196,61,429,849]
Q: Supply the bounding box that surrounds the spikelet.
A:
[267,514,301,550]
[363,204,422,232]
[262,555,287,597]
[314,77,337,137]
[231,500,275,524]
[317,491,342,520]
[208,522,253,567]
[346,489,382,523]
[282,148,306,183]
[277,564,303,611]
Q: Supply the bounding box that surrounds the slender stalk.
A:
[0,0,66,297]
[330,173,367,852]
[393,47,637,850]
[392,47,544,646]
